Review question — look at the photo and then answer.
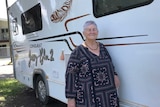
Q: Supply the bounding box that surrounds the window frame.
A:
[93,0,154,18]
[21,3,42,34]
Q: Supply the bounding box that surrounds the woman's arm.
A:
[68,98,76,107]
[114,75,120,88]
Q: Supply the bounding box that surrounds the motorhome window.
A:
[21,3,42,34]
[93,0,153,17]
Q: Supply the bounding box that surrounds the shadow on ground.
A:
[4,87,67,107]
[0,74,14,79]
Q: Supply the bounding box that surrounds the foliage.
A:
[0,78,25,106]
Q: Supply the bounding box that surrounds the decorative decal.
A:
[13,42,27,53]
[69,34,160,47]
[104,42,160,47]
[28,48,54,67]
[60,50,64,60]
[50,0,72,23]
[12,18,19,35]
[65,14,90,31]
[31,31,84,51]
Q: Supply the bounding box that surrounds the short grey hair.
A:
[83,20,98,31]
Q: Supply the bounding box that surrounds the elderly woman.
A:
[65,20,120,107]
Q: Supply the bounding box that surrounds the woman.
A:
[65,20,120,107]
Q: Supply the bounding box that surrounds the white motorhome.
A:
[7,0,160,106]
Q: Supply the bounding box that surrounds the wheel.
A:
[35,76,49,104]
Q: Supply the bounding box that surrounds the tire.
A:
[35,76,49,104]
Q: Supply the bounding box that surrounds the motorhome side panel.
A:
[8,0,160,106]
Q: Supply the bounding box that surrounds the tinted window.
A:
[21,3,42,34]
[93,0,153,17]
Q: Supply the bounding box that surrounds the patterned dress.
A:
[65,43,119,107]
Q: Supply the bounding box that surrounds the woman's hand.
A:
[68,98,76,107]
[114,75,120,88]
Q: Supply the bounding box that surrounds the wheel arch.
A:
[33,69,50,96]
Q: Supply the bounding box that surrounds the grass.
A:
[0,78,25,106]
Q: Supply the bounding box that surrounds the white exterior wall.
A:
[0,42,10,57]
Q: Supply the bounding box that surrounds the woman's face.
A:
[83,24,98,41]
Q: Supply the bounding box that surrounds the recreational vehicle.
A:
[7,0,160,106]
